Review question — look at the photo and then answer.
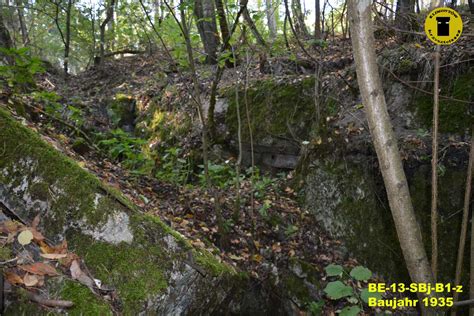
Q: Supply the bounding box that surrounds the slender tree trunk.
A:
[99,0,116,64]
[396,0,415,30]
[265,0,277,42]
[15,0,28,45]
[242,5,268,48]
[207,0,247,139]
[469,0,474,13]
[315,0,321,38]
[0,9,13,64]
[194,0,220,64]
[291,0,309,38]
[431,45,440,280]
[453,127,474,314]
[64,0,72,75]
[215,0,230,45]
[348,0,435,298]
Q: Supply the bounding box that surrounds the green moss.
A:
[0,108,241,313]
[224,77,323,142]
[0,107,143,232]
[412,71,474,133]
[0,246,12,260]
[108,94,135,128]
[60,281,112,315]
[29,182,50,202]
[283,273,311,303]
[398,58,416,74]
[68,233,167,314]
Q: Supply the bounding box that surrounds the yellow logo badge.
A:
[424,7,463,45]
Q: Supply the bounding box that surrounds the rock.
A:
[0,108,263,314]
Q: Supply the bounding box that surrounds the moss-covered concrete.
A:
[0,107,246,314]
[224,77,324,142]
[411,70,474,133]
[303,158,405,281]
[108,93,136,129]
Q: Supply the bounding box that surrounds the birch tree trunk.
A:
[348,0,435,294]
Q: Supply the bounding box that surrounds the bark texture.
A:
[348,0,435,294]
[194,0,220,64]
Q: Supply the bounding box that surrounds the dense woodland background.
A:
[0,0,473,314]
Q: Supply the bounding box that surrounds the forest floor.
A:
[5,27,473,313]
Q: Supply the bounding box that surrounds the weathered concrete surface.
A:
[0,107,251,314]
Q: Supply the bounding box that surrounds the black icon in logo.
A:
[436,17,450,36]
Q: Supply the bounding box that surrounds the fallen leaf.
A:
[5,271,24,285]
[19,262,60,276]
[252,254,263,263]
[191,239,205,248]
[1,221,22,234]
[30,228,45,242]
[229,254,244,261]
[59,253,79,268]
[70,260,94,288]
[39,241,54,254]
[40,253,68,260]
[31,215,40,229]
[18,230,34,246]
[23,274,39,287]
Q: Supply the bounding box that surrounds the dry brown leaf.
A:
[2,221,22,234]
[59,253,79,268]
[191,239,205,248]
[70,260,94,288]
[5,271,24,285]
[40,253,68,260]
[31,215,40,229]
[39,241,56,254]
[30,228,45,242]
[23,273,39,287]
[39,240,67,254]
[19,262,60,276]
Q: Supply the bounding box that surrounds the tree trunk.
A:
[194,0,220,64]
[314,0,321,38]
[348,0,435,297]
[242,5,268,48]
[469,0,474,14]
[215,0,230,47]
[395,0,415,30]
[0,9,13,64]
[15,0,29,45]
[291,0,309,38]
[64,0,72,75]
[99,0,116,65]
[265,0,277,42]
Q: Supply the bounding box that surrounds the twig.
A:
[29,104,101,152]
[0,257,18,265]
[384,67,474,104]
[26,291,74,308]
